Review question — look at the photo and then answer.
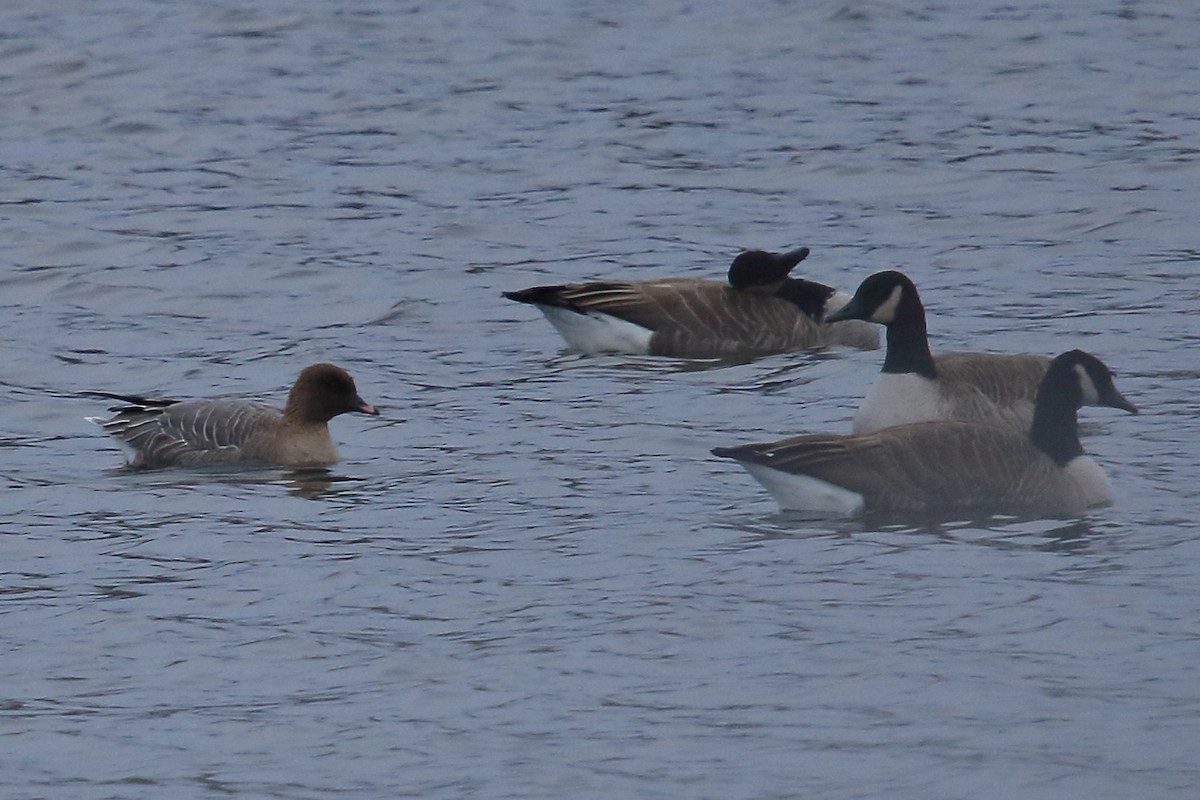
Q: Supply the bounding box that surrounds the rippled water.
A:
[3,1,1199,797]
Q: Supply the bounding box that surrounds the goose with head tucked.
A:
[711,349,1137,518]
[503,247,879,359]
[89,363,379,469]
[826,270,1064,434]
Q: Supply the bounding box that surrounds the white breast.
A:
[852,372,947,435]
[1060,455,1115,511]
[536,306,654,355]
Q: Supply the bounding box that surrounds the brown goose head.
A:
[285,363,379,423]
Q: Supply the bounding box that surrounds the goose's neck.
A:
[775,278,833,320]
[881,306,936,378]
[283,412,331,431]
[1029,372,1084,466]
[283,403,332,426]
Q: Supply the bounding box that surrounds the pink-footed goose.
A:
[90,363,378,468]
[503,247,879,359]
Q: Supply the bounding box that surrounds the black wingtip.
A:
[80,391,180,412]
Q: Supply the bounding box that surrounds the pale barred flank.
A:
[97,399,307,467]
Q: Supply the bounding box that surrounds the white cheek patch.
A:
[871,284,903,324]
[1074,363,1100,405]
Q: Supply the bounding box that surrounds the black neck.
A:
[1029,366,1084,466]
[881,293,937,378]
[774,278,834,320]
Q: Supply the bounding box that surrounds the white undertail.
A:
[738,462,866,518]
[537,306,654,354]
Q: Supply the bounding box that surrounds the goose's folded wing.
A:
[716,423,1053,511]
[101,400,281,463]
[936,352,1052,407]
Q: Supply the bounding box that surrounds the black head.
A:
[1042,350,1138,415]
[727,247,810,293]
[825,270,920,325]
[287,363,379,422]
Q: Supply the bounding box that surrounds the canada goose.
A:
[826,270,1055,434]
[503,247,880,359]
[711,350,1137,518]
[89,363,379,468]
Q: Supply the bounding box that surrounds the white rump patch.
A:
[738,462,865,518]
[852,372,945,434]
[870,284,903,324]
[537,306,654,354]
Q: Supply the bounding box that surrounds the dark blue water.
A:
[3,1,1198,797]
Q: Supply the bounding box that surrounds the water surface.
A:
[2,1,1198,798]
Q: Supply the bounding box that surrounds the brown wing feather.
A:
[932,352,1051,429]
[546,279,824,357]
[641,281,823,357]
[509,278,879,357]
[935,352,1051,405]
